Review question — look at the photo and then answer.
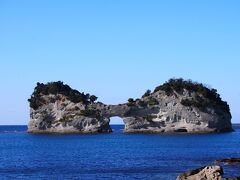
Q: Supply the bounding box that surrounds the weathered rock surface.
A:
[177,165,240,180]
[177,166,223,180]
[28,82,112,133]
[28,79,233,134]
[28,97,111,134]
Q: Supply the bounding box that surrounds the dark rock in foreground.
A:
[215,158,240,164]
[28,79,232,134]
[177,166,240,180]
[177,166,223,180]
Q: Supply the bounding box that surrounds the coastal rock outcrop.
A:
[177,165,240,180]
[28,78,232,134]
[28,82,111,133]
[177,166,223,180]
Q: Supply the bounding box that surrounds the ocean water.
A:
[0,125,240,179]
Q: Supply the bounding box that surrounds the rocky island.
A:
[28,78,232,134]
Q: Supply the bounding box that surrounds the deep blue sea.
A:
[0,125,240,179]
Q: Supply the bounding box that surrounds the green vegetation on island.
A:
[28,81,98,110]
[154,78,230,112]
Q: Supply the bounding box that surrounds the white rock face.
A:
[28,80,232,134]
[122,90,232,133]
[28,95,111,134]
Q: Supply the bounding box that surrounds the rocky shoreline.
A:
[28,79,232,134]
[177,158,240,180]
[177,166,224,180]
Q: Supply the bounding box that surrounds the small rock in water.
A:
[176,166,223,180]
[215,158,240,164]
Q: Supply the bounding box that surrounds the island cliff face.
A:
[28,79,232,134]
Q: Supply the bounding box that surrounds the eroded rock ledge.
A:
[177,166,223,180]
[28,79,232,134]
[177,165,240,180]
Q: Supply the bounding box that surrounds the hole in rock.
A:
[110,116,124,132]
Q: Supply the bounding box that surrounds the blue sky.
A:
[0,0,239,124]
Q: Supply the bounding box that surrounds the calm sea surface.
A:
[0,125,240,179]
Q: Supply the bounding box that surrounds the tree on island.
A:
[90,95,98,103]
